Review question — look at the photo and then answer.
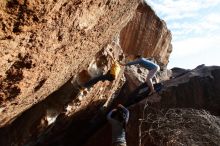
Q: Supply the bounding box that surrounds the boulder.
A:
[0,0,139,127]
[120,4,172,66]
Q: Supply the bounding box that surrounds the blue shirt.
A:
[126,58,158,70]
[107,107,129,144]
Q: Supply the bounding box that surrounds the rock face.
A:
[2,1,218,146]
[0,0,139,127]
[0,1,176,146]
[113,64,171,108]
[0,0,141,145]
[84,66,220,146]
[120,4,172,66]
[0,37,126,146]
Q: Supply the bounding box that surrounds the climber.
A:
[121,55,160,94]
[107,104,129,146]
[83,52,121,88]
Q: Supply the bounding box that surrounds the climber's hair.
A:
[135,55,141,59]
[135,55,141,58]
[111,107,127,129]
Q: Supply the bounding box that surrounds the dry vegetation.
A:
[139,107,220,146]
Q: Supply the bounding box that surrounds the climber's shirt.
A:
[110,61,121,79]
[126,57,159,70]
[107,108,129,144]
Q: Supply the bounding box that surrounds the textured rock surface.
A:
[0,0,139,127]
[120,4,172,66]
[0,43,125,146]
[0,1,176,146]
[84,66,220,146]
[113,64,171,107]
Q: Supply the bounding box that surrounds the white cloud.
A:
[168,36,220,68]
[146,0,220,36]
[146,0,220,68]
[203,13,220,27]
[172,36,220,58]
[170,17,220,41]
[168,48,220,69]
[146,0,220,20]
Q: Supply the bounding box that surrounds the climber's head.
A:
[110,106,126,123]
[117,107,127,123]
[135,55,141,59]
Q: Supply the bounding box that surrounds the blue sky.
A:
[146,0,220,69]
